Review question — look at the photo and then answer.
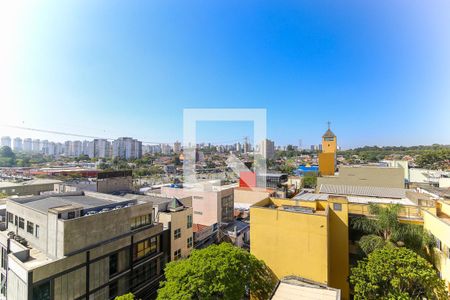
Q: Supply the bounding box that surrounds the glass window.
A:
[14,216,18,226]
[194,211,203,215]
[35,225,40,238]
[33,281,51,300]
[174,249,181,260]
[18,217,24,229]
[131,259,157,289]
[67,211,75,219]
[7,212,13,224]
[109,253,118,276]
[27,221,34,235]
[333,203,342,211]
[131,214,152,230]
[436,238,442,251]
[109,281,118,299]
[1,247,7,270]
[174,228,181,239]
[187,236,193,248]
[187,215,193,229]
[133,236,158,261]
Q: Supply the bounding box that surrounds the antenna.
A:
[327,121,331,130]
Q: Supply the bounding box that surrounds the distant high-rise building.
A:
[32,139,41,153]
[23,138,32,153]
[1,136,11,148]
[260,139,275,159]
[235,142,241,152]
[161,144,171,155]
[13,137,22,152]
[88,139,111,158]
[173,141,181,154]
[41,140,49,154]
[47,142,56,156]
[68,141,82,157]
[112,137,142,159]
[82,140,90,155]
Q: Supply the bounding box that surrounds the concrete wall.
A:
[6,269,28,300]
[0,182,58,196]
[6,200,49,255]
[62,202,153,255]
[317,166,405,188]
[97,176,133,194]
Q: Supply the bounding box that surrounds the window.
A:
[1,273,5,296]
[221,195,234,221]
[131,259,157,288]
[67,211,75,219]
[187,215,193,229]
[7,212,13,224]
[174,249,181,260]
[133,236,157,261]
[1,247,7,270]
[436,238,442,251]
[447,248,450,259]
[109,253,118,276]
[18,217,24,229]
[194,211,203,215]
[14,216,18,226]
[333,203,342,211]
[27,221,34,235]
[187,236,193,248]
[131,214,152,230]
[109,281,118,299]
[174,228,181,239]
[35,225,40,238]
[32,281,51,300]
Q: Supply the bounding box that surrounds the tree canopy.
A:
[157,243,275,300]
[350,247,447,299]
[351,203,435,261]
[114,293,134,300]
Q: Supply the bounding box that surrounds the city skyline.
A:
[2,1,450,148]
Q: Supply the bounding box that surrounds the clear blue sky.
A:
[1,1,449,149]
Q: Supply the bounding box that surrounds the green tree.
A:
[157,243,275,300]
[350,247,446,299]
[302,172,317,188]
[351,204,435,261]
[0,146,15,158]
[416,149,450,170]
[114,293,135,300]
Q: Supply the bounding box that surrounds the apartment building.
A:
[251,197,350,299]
[126,195,194,261]
[0,191,170,300]
[160,181,235,245]
[112,138,142,160]
[12,138,22,152]
[0,137,11,149]
[160,181,235,227]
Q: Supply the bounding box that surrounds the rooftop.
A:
[9,192,135,214]
[318,184,406,199]
[0,179,62,188]
[294,192,416,206]
[271,276,340,300]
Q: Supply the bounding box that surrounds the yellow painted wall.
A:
[423,210,450,291]
[250,205,329,284]
[322,136,337,153]
[319,152,336,176]
[327,197,350,299]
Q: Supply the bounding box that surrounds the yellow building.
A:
[250,190,450,298]
[250,197,349,299]
[319,124,337,176]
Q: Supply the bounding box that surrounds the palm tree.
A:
[351,203,436,262]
